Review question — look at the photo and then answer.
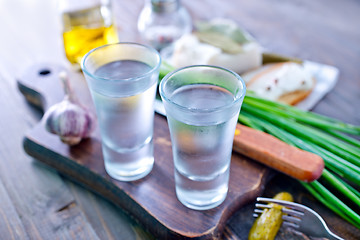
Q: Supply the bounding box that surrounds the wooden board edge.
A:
[22,135,231,239]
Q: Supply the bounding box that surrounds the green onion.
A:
[300,181,360,229]
[239,113,360,186]
[339,178,360,199]
[325,129,360,148]
[238,113,263,131]
[321,169,360,207]
[244,95,360,135]
[241,103,360,167]
[159,60,175,81]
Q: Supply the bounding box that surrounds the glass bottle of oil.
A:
[59,0,119,67]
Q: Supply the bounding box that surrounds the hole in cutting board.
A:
[39,69,51,76]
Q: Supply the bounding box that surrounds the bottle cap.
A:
[151,0,179,13]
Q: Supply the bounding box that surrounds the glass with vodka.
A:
[159,65,246,210]
[82,42,161,181]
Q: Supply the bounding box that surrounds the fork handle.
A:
[326,232,344,240]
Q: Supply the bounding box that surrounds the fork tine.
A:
[255,203,271,209]
[283,220,300,229]
[254,198,287,219]
[252,206,265,218]
[257,197,305,212]
[255,197,304,222]
[256,197,305,217]
[282,207,304,217]
[254,208,264,214]
[282,214,302,224]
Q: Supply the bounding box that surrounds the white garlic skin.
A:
[43,97,95,146]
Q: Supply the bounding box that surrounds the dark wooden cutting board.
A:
[17,63,270,239]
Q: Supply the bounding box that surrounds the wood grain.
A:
[0,72,99,240]
[0,0,359,239]
[0,177,27,240]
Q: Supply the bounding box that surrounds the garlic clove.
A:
[42,71,96,146]
[44,100,92,130]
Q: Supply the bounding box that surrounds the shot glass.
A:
[82,42,161,181]
[159,65,246,210]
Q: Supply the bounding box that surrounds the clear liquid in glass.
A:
[91,60,156,181]
[167,84,238,209]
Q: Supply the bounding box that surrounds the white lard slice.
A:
[170,33,262,73]
[170,34,221,68]
[245,62,314,101]
[208,42,262,74]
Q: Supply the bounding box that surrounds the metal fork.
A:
[254,197,344,240]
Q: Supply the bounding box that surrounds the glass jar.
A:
[137,0,192,50]
[59,0,119,68]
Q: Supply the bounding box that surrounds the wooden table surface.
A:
[0,0,359,239]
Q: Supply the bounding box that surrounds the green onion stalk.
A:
[159,62,360,229]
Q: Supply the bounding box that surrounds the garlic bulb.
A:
[43,71,95,145]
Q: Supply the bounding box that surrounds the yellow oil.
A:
[62,5,118,66]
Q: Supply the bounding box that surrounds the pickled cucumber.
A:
[248,192,294,240]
